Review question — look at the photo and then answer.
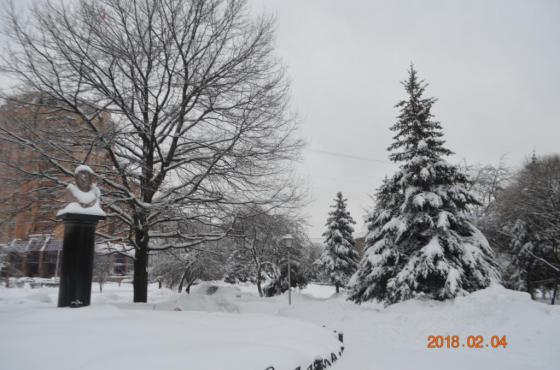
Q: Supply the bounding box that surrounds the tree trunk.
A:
[257,280,263,297]
[186,279,195,294]
[178,269,189,293]
[552,281,559,305]
[527,280,536,300]
[133,237,149,302]
[256,266,263,297]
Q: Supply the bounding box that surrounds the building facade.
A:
[1,234,132,280]
[0,95,133,280]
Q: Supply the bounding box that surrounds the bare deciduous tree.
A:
[92,252,112,294]
[0,0,302,302]
[228,208,310,297]
[462,157,514,256]
[464,156,512,221]
[150,247,226,294]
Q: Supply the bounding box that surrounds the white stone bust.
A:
[57,165,106,217]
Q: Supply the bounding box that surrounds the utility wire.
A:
[306,148,392,164]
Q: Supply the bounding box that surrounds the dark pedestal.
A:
[56,213,105,308]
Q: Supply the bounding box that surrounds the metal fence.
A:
[265,329,344,370]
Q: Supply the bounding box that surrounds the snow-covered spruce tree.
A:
[317,192,360,293]
[349,66,499,305]
[504,220,540,296]
[497,155,560,300]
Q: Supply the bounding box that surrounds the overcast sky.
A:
[248,0,560,238]
[2,1,559,239]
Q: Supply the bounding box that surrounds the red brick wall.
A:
[0,99,113,243]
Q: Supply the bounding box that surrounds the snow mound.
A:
[0,287,342,370]
[151,283,245,313]
[1,283,558,370]
[26,290,53,304]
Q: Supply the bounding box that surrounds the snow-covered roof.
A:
[4,235,62,253]
[8,239,31,252]
[2,235,134,257]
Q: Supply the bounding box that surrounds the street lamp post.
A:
[281,234,294,305]
[288,247,291,305]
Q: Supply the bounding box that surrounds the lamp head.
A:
[281,234,294,248]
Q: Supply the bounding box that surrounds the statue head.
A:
[75,166,95,192]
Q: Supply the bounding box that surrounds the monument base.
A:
[56,213,105,308]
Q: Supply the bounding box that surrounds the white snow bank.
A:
[1,283,558,370]
[0,283,342,370]
[288,285,560,370]
[0,307,341,370]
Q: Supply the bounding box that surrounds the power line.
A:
[306,148,392,164]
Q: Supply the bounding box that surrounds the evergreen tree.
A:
[317,192,360,293]
[349,66,499,305]
[504,220,541,297]
[498,155,560,301]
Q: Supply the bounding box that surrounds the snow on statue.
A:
[348,66,500,305]
[57,165,106,217]
[317,191,360,293]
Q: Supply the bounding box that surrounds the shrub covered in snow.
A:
[262,260,308,297]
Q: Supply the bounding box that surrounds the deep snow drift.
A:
[0,284,341,370]
[0,282,558,370]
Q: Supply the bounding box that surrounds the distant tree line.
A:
[149,206,317,297]
[468,154,560,304]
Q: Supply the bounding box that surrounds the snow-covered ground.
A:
[0,282,559,370]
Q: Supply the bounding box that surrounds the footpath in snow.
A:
[0,282,559,370]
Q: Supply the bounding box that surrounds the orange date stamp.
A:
[427,335,508,349]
